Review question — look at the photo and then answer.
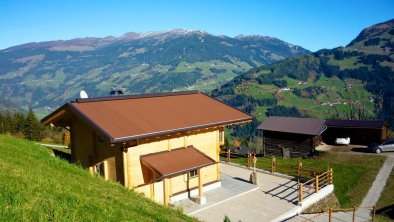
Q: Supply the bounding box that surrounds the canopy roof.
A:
[140,146,216,180]
[42,91,253,143]
[325,120,385,129]
[257,116,327,136]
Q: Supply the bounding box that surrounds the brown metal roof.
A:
[140,146,216,179]
[42,91,253,143]
[257,116,327,136]
[326,120,385,129]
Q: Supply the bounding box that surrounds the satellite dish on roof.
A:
[110,87,117,95]
[109,87,126,95]
[80,90,88,99]
[117,88,126,95]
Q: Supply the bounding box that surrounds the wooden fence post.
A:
[247,153,251,167]
[298,183,303,202]
[253,154,257,172]
[227,149,230,162]
[272,156,276,173]
[329,208,332,222]
[315,175,319,193]
[329,168,333,184]
[352,206,356,222]
[372,205,376,221]
[298,161,302,179]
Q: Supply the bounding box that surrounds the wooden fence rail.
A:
[298,168,333,202]
[328,205,376,222]
[223,153,335,203]
[300,205,376,222]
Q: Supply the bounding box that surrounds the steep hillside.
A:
[0,96,21,113]
[0,135,196,221]
[212,19,394,137]
[0,29,309,116]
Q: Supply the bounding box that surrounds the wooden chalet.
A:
[257,117,327,158]
[42,91,252,205]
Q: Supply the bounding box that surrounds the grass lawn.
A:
[246,83,276,99]
[375,167,394,221]
[0,135,196,222]
[252,106,269,122]
[222,151,385,208]
[278,91,316,108]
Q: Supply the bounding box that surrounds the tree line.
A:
[0,109,65,144]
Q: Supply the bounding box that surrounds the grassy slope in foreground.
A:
[222,151,386,208]
[0,135,196,222]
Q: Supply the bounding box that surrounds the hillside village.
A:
[1,4,394,222]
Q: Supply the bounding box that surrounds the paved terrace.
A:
[174,163,302,222]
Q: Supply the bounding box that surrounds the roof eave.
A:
[111,117,253,144]
[154,162,216,181]
[259,128,321,136]
[41,103,69,125]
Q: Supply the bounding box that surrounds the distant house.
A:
[42,91,253,205]
[257,117,327,158]
[323,120,388,145]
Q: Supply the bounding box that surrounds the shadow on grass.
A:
[52,149,72,161]
[376,204,394,219]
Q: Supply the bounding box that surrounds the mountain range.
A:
[212,19,394,136]
[0,29,309,116]
[0,97,20,113]
[2,19,393,131]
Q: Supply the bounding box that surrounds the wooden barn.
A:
[42,91,253,205]
[257,117,327,158]
[323,120,388,145]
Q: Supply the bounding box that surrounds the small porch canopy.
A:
[140,146,216,181]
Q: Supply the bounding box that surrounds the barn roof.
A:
[42,91,253,143]
[257,116,327,136]
[325,120,385,129]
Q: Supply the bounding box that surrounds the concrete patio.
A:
[172,173,259,214]
[173,162,307,222]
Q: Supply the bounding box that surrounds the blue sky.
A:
[1,0,393,51]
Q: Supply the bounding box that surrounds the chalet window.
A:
[94,162,105,177]
[189,169,198,178]
[219,130,224,145]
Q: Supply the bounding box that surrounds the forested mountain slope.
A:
[0,96,21,113]
[212,19,394,138]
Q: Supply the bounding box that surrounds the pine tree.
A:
[14,112,25,135]
[0,113,4,134]
[23,109,42,141]
[4,112,16,134]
